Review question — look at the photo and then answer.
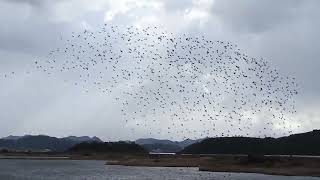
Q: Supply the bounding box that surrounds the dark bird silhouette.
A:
[29,25,299,139]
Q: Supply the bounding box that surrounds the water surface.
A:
[0,159,318,180]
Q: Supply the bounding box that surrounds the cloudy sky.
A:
[0,0,319,141]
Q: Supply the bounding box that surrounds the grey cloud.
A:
[0,0,319,140]
[163,0,193,12]
[207,0,320,98]
[4,0,64,7]
[212,0,309,33]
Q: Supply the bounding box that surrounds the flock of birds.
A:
[1,25,299,139]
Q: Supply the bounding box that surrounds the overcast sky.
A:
[0,0,319,141]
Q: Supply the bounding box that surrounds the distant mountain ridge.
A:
[135,138,203,153]
[0,135,102,152]
[62,136,102,142]
[181,130,320,155]
[69,141,147,154]
[2,135,21,140]
[2,130,319,155]
[1,135,102,142]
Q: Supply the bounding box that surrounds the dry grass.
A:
[199,156,320,177]
[106,154,200,167]
[105,154,320,177]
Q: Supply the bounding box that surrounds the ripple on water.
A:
[0,159,319,180]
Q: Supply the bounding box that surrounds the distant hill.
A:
[141,143,183,153]
[179,139,204,148]
[2,135,21,140]
[135,138,203,153]
[0,135,102,152]
[181,130,320,155]
[62,136,102,143]
[69,141,147,154]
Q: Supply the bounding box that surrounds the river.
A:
[0,159,318,180]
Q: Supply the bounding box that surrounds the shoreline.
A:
[199,166,320,178]
[105,154,320,177]
[1,153,320,177]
